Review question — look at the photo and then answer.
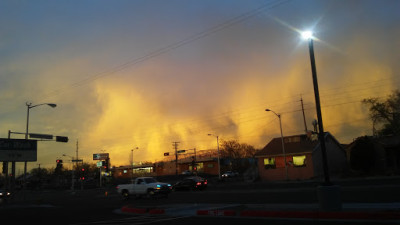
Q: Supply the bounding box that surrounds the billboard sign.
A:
[0,138,37,162]
[93,153,109,160]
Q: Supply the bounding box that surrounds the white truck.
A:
[116,177,172,199]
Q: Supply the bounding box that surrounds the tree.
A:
[363,90,400,135]
[219,140,257,172]
[220,140,256,159]
[349,136,375,174]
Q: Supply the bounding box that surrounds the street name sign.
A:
[29,133,53,140]
[0,138,37,162]
[93,153,109,160]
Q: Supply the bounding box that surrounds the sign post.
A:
[93,153,109,187]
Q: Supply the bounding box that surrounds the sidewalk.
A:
[120,202,400,222]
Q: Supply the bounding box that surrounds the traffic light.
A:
[104,159,109,172]
[55,159,63,172]
[56,136,69,143]
[80,168,85,180]
[56,159,63,168]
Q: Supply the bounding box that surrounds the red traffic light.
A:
[81,168,85,171]
[56,159,63,163]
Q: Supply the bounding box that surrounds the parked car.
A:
[173,176,207,191]
[221,171,239,178]
[116,177,172,199]
[181,170,192,175]
[0,189,11,204]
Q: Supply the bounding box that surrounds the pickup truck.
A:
[116,177,172,199]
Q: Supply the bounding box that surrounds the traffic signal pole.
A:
[99,167,102,187]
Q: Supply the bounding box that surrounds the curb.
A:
[121,206,165,215]
[197,209,237,217]
[121,205,400,221]
[196,209,400,220]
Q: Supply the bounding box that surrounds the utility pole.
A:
[172,142,180,175]
[76,139,79,166]
[301,96,308,133]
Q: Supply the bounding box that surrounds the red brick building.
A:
[255,132,347,181]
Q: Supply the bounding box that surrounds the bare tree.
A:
[363,90,400,135]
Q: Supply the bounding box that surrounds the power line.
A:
[37,0,291,101]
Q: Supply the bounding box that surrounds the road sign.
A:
[93,153,109,160]
[29,133,53,139]
[0,138,37,162]
[177,150,186,154]
[72,159,83,162]
[164,152,169,156]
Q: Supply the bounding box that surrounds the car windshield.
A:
[144,178,157,183]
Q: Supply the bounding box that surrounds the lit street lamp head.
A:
[301,30,313,40]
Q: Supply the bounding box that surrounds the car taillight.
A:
[204,180,207,184]
[196,182,201,186]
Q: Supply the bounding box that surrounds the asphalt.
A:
[5,175,400,223]
[120,202,400,223]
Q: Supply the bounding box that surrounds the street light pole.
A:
[25,102,57,139]
[208,134,221,179]
[265,109,288,180]
[303,34,330,185]
[24,102,57,185]
[131,147,138,182]
[302,31,341,211]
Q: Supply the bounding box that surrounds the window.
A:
[284,136,301,143]
[293,155,306,167]
[264,158,276,169]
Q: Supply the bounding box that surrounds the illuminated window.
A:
[293,155,306,167]
[264,158,276,169]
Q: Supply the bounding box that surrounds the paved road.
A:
[1,177,399,224]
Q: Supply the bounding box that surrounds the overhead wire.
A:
[36,0,291,101]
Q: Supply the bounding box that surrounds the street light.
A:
[131,147,139,182]
[301,31,330,185]
[265,109,288,180]
[302,30,342,211]
[207,133,221,179]
[24,102,57,184]
[301,30,313,40]
[26,102,57,139]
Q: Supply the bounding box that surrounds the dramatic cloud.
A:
[0,0,399,170]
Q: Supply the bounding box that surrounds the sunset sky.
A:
[1,0,399,172]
